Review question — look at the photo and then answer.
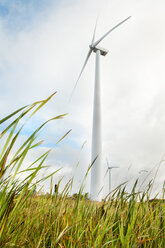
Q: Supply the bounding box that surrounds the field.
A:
[0,94,164,247]
[0,187,165,247]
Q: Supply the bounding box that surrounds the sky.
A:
[0,0,165,197]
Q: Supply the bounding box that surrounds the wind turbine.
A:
[71,16,131,201]
[105,159,119,195]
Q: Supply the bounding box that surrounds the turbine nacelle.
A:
[89,45,109,56]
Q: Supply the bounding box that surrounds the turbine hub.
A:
[90,45,108,56]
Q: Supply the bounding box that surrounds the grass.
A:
[0,94,164,247]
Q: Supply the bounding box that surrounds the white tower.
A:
[90,48,108,201]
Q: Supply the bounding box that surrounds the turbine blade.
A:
[104,168,109,178]
[91,16,99,46]
[93,16,131,47]
[106,158,109,166]
[69,48,92,101]
[109,166,119,169]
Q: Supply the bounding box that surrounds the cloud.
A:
[0,0,165,197]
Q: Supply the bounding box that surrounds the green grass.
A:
[0,94,164,247]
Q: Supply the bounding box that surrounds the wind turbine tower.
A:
[71,16,131,201]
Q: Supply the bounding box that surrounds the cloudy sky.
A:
[0,0,165,197]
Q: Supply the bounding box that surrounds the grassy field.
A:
[0,94,164,247]
[0,185,165,247]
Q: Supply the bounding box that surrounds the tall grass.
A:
[0,94,164,247]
